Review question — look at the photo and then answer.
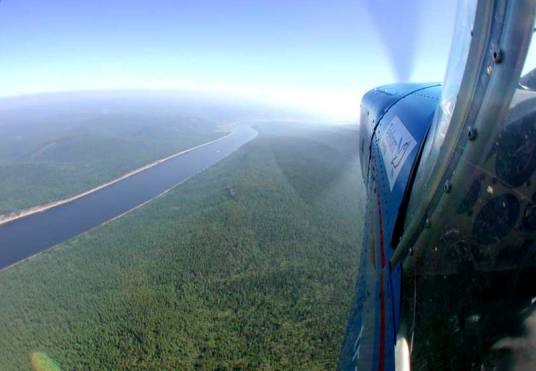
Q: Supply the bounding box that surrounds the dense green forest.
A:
[0,122,364,370]
[0,92,230,215]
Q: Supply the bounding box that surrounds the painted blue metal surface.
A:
[359,83,441,183]
[339,84,440,370]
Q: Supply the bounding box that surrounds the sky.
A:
[0,0,457,119]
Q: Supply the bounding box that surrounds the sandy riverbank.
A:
[0,132,231,227]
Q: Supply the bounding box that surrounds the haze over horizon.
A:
[0,0,457,119]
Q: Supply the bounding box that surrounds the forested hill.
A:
[0,122,365,369]
[0,91,311,216]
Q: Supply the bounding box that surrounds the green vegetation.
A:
[0,93,226,215]
[0,123,364,369]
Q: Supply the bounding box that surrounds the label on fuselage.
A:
[379,116,417,191]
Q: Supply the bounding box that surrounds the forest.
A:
[0,122,364,370]
[0,92,233,215]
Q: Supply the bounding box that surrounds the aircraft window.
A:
[521,19,536,90]
[521,19,536,77]
[402,4,536,369]
[433,0,478,143]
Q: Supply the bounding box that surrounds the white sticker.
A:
[379,116,417,191]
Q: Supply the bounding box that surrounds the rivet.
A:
[425,218,431,229]
[444,180,452,193]
[467,127,477,141]
[492,49,503,63]
[486,65,493,75]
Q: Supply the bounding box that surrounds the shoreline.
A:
[0,132,232,227]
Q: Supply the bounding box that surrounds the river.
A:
[0,126,257,270]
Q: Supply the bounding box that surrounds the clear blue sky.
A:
[0,0,457,118]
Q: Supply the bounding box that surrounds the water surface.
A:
[0,126,257,269]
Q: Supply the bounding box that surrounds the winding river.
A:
[0,126,257,270]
